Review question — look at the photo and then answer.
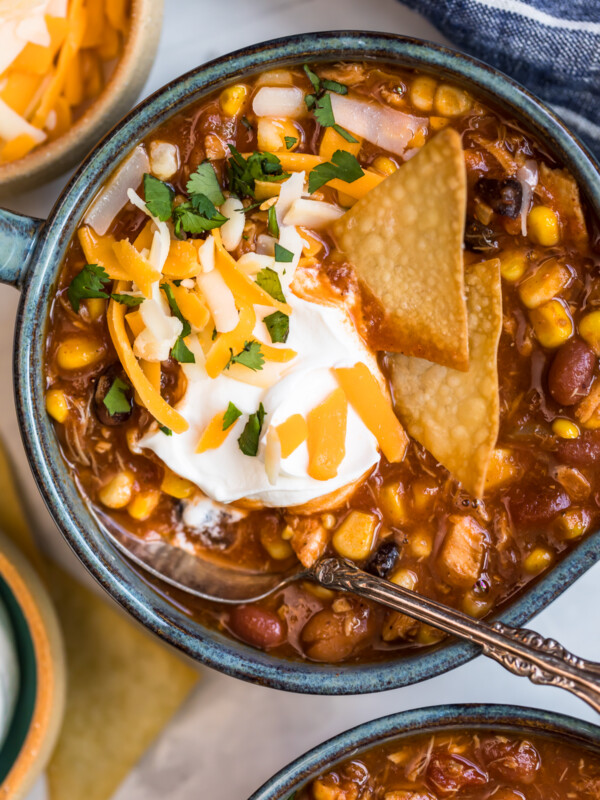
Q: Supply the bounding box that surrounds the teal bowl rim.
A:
[5,31,600,693]
[248,703,600,799]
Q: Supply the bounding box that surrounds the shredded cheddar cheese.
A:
[306,388,348,481]
[196,410,234,453]
[276,414,308,458]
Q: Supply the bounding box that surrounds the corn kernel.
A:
[219,84,248,117]
[301,581,335,600]
[99,471,134,509]
[434,84,472,116]
[128,490,160,521]
[529,299,573,348]
[332,510,378,561]
[321,513,336,530]
[45,388,69,423]
[160,470,195,499]
[557,508,590,539]
[579,310,600,355]
[524,547,553,574]
[409,529,433,559]
[257,117,298,152]
[462,591,493,618]
[429,115,449,131]
[518,260,570,308]
[389,568,417,590]
[410,76,437,111]
[372,156,398,176]
[411,479,438,511]
[378,482,407,526]
[500,250,528,283]
[56,336,104,370]
[86,297,106,320]
[552,418,580,439]
[281,524,294,540]
[260,529,294,560]
[527,205,560,246]
[485,448,519,490]
[313,779,339,800]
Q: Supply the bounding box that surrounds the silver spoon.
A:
[101,522,600,712]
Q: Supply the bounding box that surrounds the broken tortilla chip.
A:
[389,258,502,498]
[332,128,468,370]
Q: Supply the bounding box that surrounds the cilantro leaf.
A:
[227,146,289,199]
[304,93,316,110]
[103,377,131,417]
[255,267,286,302]
[186,162,225,206]
[143,173,174,221]
[160,282,196,363]
[228,340,264,371]
[172,203,227,236]
[313,95,357,142]
[67,263,110,312]
[159,425,173,436]
[284,136,297,150]
[238,402,265,457]
[222,401,242,430]
[308,149,364,194]
[263,310,289,343]
[110,293,144,307]
[274,244,294,263]
[303,64,321,93]
[321,78,348,95]
[267,204,279,238]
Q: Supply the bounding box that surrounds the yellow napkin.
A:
[0,438,199,800]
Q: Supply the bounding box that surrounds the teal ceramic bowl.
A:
[1,32,599,693]
[248,704,600,799]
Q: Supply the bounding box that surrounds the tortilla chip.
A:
[46,565,198,800]
[537,163,588,250]
[390,258,502,498]
[332,128,468,370]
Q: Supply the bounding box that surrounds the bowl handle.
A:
[0,209,44,290]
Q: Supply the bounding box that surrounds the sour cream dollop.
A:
[141,289,381,508]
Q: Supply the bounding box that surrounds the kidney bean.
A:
[556,430,600,466]
[426,752,488,794]
[301,602,375,662]
[228,605,286,650]
[547,337,596,406]
[480,738,541,784]
[505,480,570,528]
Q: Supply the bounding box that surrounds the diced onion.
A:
[149,141,179,181]
[252,87,305,119]
[264,427,281,485]
[237,252,275,275]
[198,235,215,273]
[197,269,238,333]
[256,234,276,256]
[517,159,539,236]
[0,97,46,144]
[329,92,426,157]
[219,197,245,251]
[84,146,150,235]
[283,198,344,229]
[255,70,294,87]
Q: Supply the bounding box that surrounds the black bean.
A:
[94,364,133,426]
[366,541,400,578]
[464,219,499,251]
[475,177,523,218]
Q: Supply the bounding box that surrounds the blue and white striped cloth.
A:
[400,0,600,161]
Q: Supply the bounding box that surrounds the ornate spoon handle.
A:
[313,557,600,713]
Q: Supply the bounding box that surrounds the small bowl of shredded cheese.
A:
[0,0,163,195]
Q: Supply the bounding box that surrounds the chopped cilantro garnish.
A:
[67,263,110,312]
[238,402,265,457]
[303,64,321,93]
[222,401,242,430]
[228,340,264,371]
[263,310,289,343]
[274,243,294,263]
[111,293,144,307]
[255,267,286,302]
[284,136,297,150]
[303,63,348,115]
[143,173,174,221]
[172,195,227,237]
[267,204,279,238]
[227,146,289,199]
[211,327,217,341]
[159,425,173,436]
[103,377,131,417]
[160,283,196,363]
[313,94,358,143]
[186,162,225,206]
[308,149,364,194]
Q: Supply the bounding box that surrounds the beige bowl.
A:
[0,0,164,197]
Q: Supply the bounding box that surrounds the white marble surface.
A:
[1,1,598,798]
